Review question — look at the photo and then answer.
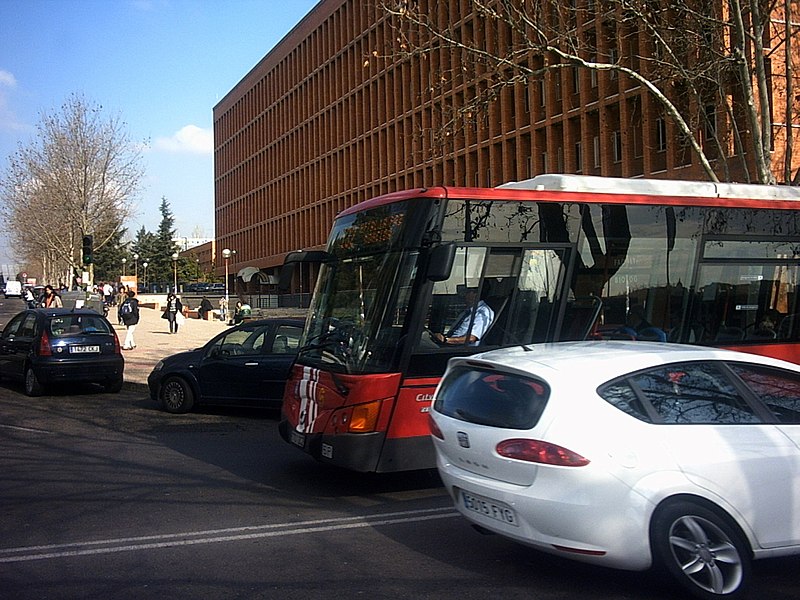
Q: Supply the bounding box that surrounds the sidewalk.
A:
[113,306,229,389]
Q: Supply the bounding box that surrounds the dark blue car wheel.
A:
[160,376,194,414]
[24,366,44,397]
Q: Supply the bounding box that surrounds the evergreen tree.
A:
[92,229,129,283]
[130,226,157,287]
[146,197,187,290]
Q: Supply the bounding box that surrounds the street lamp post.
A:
[142,262,148,291]
[171,253,179,293]
[222,248,232,314]
[121,257,127,276]
[133,253,139,285]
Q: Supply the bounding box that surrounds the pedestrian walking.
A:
[119,290,140,350]
[162,292,183,334]
[117,285,128,324]
[41,285,63,308]
[23,286,36,309]
[218,296,228,322]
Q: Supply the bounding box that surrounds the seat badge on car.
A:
[457,431,470,448]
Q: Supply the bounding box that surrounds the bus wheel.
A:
[651,500,750,600]
[160,376,194,414]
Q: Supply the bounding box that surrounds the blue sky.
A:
[0,0,319,270]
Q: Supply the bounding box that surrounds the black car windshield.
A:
[49,315,112,337]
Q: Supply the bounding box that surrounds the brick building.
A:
[213,0,800,296]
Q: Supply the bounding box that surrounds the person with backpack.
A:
[119,290,140,350]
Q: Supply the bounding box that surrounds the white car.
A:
[3,280,22,298]
[429,341,800,600]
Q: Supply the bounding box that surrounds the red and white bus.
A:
[278,175,800,472]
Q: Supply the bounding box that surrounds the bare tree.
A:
[383,0,800,184]
[0,94,143,286]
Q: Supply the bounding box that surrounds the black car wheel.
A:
[160,376,195,414]
[651,500,750,600]
[24,366,43,397]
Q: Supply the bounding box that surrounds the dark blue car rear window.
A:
[49,315,112,337]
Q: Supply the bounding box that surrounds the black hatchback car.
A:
[148,318,304,413]
[0,308,124,396]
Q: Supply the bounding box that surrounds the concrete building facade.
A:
[213,0,800,296]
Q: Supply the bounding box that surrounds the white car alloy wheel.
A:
[651,500,750,600]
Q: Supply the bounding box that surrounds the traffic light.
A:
[82,235,93,265]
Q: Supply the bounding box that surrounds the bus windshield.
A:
[297,201,420,373]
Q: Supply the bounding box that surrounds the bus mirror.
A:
[427,243,456,282]
[278,250,335,293]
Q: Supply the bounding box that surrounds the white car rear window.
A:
[435,366,549,429]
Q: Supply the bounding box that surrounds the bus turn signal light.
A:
[348,400,381,432]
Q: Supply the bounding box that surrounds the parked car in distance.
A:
[148,318,304,413]
[4,280,22,298]
[0,308,124,395]
[430,341,800,600]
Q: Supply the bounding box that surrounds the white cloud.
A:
[0,70,17,88]
[154,124,213,155]
[0,69,26,135]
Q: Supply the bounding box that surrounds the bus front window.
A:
[297,251,420,373]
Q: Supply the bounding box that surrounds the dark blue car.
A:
[0,308,124,396]
[148,318,304,413]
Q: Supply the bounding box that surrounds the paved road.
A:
[0,297,798,599]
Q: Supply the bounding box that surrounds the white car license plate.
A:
[290,429,305,448]
[459,489,518,526]
[70,345,100,354]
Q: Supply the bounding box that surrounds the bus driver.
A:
[434,287,495,346]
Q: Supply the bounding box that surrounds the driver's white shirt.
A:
[449,300,494,345]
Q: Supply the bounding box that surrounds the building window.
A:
[575,141,583,172]
[542,151,548,172]
[703,104,717,143]
[612,130,622,163]
[656,118,667,152]
[593,136,601,168]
